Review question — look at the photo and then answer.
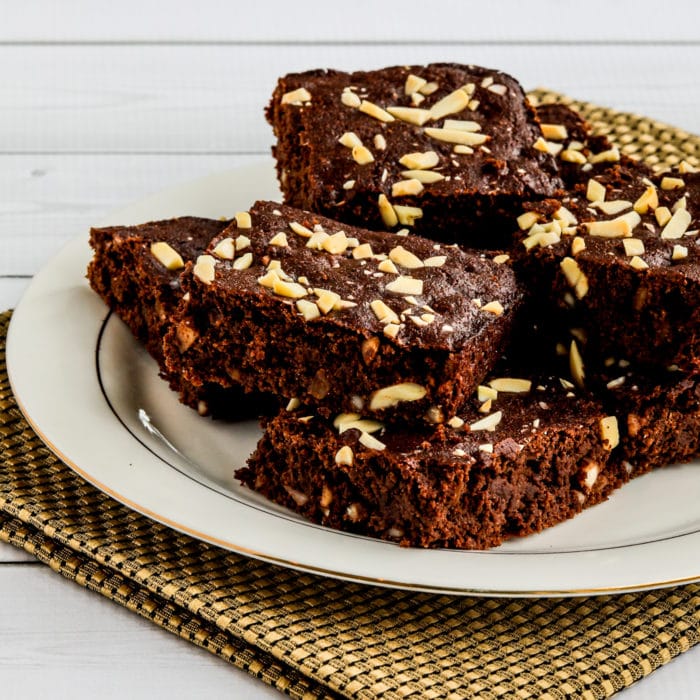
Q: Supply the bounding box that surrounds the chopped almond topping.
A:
[398,151,439,170]
[391,178,424,197]
[341,90,361,108]
[272,278,308,299]
[370,299,400,324]
[571,237,586,255]
[385,276,423,296]
[469,411,503,432]
[481,301,504,316]
[359,100,395,123]
[588,147,620,163]
[296,299,320,320]
[281,87,311,105]
[660,208,692,239]
[672,244,688,260]
[428,88,469,120]
[655,206,672,227]
[268,232,288,247]
[373,134,387,150]
[541,123,568,140]
[424,255,447,267]
[586,179,606,203]
[393,205,423,226]
[289,221,313,238]
[493,254,510,264]
[386,106,431,126]
[352,243,374,259]
[634,185,659,214]
[316,289,341,315]
[378,194,398,228]
[569,340,585,389]
[629,255,648,270]
[352,145,374,165]
[600,416,619,450]
[595,200,633,216]
[443,119,481,132]
[232,252,253,270]
[425,127,488,146]
[661,176,685,191]
[560,149,587,164]
[383,322,401,338]
[193,254,216,284]
[377,259,399,274]
[405,74,427,95]
[400,169,445,184]
[335,445,354,466]
[150,241,185,270]
[517,211,540,230]
[389,245,424,269]
[488,378,532,393]
[369,383,427,410]
[338,131,363,149]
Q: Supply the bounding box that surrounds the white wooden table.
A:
[1,2,699,697]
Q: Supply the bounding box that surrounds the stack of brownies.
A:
[88,63,700,549]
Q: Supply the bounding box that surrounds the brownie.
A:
[534,102,652,188]
[266,63,562,248]
[162,201,523,423]
[87,217,274,419]
[513,167,700,371]
[237,367,625,549]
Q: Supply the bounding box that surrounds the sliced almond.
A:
[424,127,488,146]
[400,169,445,184]
[316,290,341,315]
[193,254,216,284]
[571,237,586,255]
[289,221,313,238]
[337,417,383,434]
[594,200,633,216]
[232,252,253,270]
[389,245,424,269]
[588,147,620,163]
[517,211,540,230]
[338,131,363,149]
[453,144,475,155]
[622,238,645,256]
[560,257,589,299]
[352,243,374,259]
[392,179,424,197]
[569,340,585,389]
[398,151,439,170]
[335,445,354,466]
[393,205,423,227]
[661,176,685,190]
[150,241,185,270]
[359,100,394,123]
[296,299,320,321]
[383,322,401,338]
[560,149,587,164]
[321,231,349,255]
[541,123,568,140]
[428,88,469,120]
[378,194,398,228]
[405,74,427,95]
[373,134,387,150]
[481,301,504,316]
[586,178,606,203]
[234,211,252,229]
[655,206,672,227]
[584,219,631,239]
[672,196,687,213]
[533,137,563,156]
[377,259,399,274]
[419,81,438,95]
[370,299,399,324]
[272,278,308,299]
[424,255,447,267]
[629,256,648,270]
[369,383,427,410]
[341,90,361,108]
[385,276,423,296]
[358,432,386,451]
[268,232,288,247]
[443,119,481,132]
[281,87,311,105]
[352,145,374,165]
[386,106,431,126]
[488,84,507,96]
[660,208,692,239]
[469,411,503,432]
[634,185,659,214]
[478,386,498,402]
[672,244,688,260]
[488,378,532,393]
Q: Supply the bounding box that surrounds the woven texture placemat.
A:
[2,93,700,699]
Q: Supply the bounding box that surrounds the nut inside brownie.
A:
[267,63,563,248]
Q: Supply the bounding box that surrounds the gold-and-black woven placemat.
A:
[1,92,700,699]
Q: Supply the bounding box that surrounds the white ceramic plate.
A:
[7,160,700,597]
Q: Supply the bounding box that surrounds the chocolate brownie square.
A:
[88,217,273,418]
[162,201,523,424]
[237,367,624,549]
[267,63,562,248]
